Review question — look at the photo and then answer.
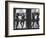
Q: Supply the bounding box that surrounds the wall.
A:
[0,0,46,38]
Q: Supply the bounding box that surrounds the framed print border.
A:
[5,1,45,37]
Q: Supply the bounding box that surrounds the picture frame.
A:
[5,1,45,37]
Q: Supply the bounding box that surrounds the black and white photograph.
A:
[14,8,39,30]
[5,1,45,37]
